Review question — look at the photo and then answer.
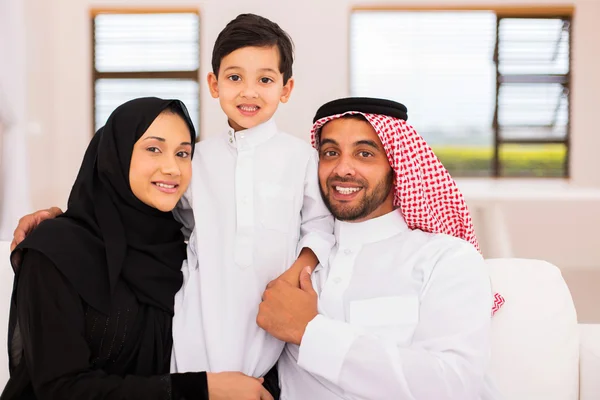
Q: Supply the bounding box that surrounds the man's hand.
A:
[10,207,63,251]
[206,372,273,400]
[257,267,318,345]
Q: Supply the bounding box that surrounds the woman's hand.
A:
[206,372,274,400]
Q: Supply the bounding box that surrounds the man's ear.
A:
[280,77,295,104]
[207,72,219,99]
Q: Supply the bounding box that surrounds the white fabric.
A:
[579,324,600,400]
[486,258,579,400]
[279,210,497,400]
[171,119,335,377]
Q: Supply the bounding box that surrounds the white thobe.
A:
[279,209,500,400]
[171,119,335,377]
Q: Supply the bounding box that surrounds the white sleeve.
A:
[296,149,335,268]
[297,244,493,400]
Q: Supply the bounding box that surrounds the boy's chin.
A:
[228,115,271,131]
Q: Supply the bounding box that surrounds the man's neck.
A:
[334,209,408,248]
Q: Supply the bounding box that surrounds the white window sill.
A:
[455,178,600,202]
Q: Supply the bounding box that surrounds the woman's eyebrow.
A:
[144,136,165,142]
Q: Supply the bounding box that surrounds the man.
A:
[256,97,502,399]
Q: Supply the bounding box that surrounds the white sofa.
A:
[0,241,599,398]
[487,258,600,399]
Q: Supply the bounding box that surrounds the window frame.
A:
[349,5,574,178]
[90,8,201,135]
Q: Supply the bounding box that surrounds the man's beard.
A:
[320,169,394,221]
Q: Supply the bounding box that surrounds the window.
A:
[92,10,200,134]
[350,8,571,177]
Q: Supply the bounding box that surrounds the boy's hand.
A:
[11,207,63,251]
[257,267,318,345]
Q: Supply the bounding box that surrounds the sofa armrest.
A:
[579,324,600,400]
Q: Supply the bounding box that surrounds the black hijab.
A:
[11,97,196,316]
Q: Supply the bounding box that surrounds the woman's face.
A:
[129,112,193,212]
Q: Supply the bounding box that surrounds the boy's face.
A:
[208,45,294,131]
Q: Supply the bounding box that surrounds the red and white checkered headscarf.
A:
[311,111,505,315]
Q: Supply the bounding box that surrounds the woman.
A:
[1,98,208,399]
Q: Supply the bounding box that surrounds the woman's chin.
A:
[155,203,177,212]
[143,198,179,213]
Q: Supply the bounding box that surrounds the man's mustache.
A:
[326,176,367,187]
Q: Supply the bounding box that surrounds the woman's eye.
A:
[147,147,160,153]
[177,151,190,158]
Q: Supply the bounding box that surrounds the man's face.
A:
[318,117,395,222]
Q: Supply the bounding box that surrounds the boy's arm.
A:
[278,150,335,287]
[278,248,318,286]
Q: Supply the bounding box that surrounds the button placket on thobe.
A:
[233,130,254,269]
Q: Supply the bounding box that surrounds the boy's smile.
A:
[208,45,294,132]
[237,103,261,117]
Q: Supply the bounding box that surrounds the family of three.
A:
[2,13,503,400]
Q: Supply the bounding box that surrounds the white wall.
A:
[0,0,31,239]
[7,0,600,268]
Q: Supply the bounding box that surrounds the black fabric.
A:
[171,373,209,400]
[312,97,408,123]
[262,364,281,399]
[1,251,208,400]
[2,251,194,400]
[1,97,204,400]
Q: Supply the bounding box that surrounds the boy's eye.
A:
[228,75,241,82]
[260,77,274,84]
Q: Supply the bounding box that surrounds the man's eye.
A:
[359,151,373,158]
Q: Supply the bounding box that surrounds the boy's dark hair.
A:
[211,14,294,85]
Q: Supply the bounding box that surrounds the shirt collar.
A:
[334,209,409,249]
[226,118,278,149]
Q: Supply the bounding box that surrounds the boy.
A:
[170,12,334,386]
